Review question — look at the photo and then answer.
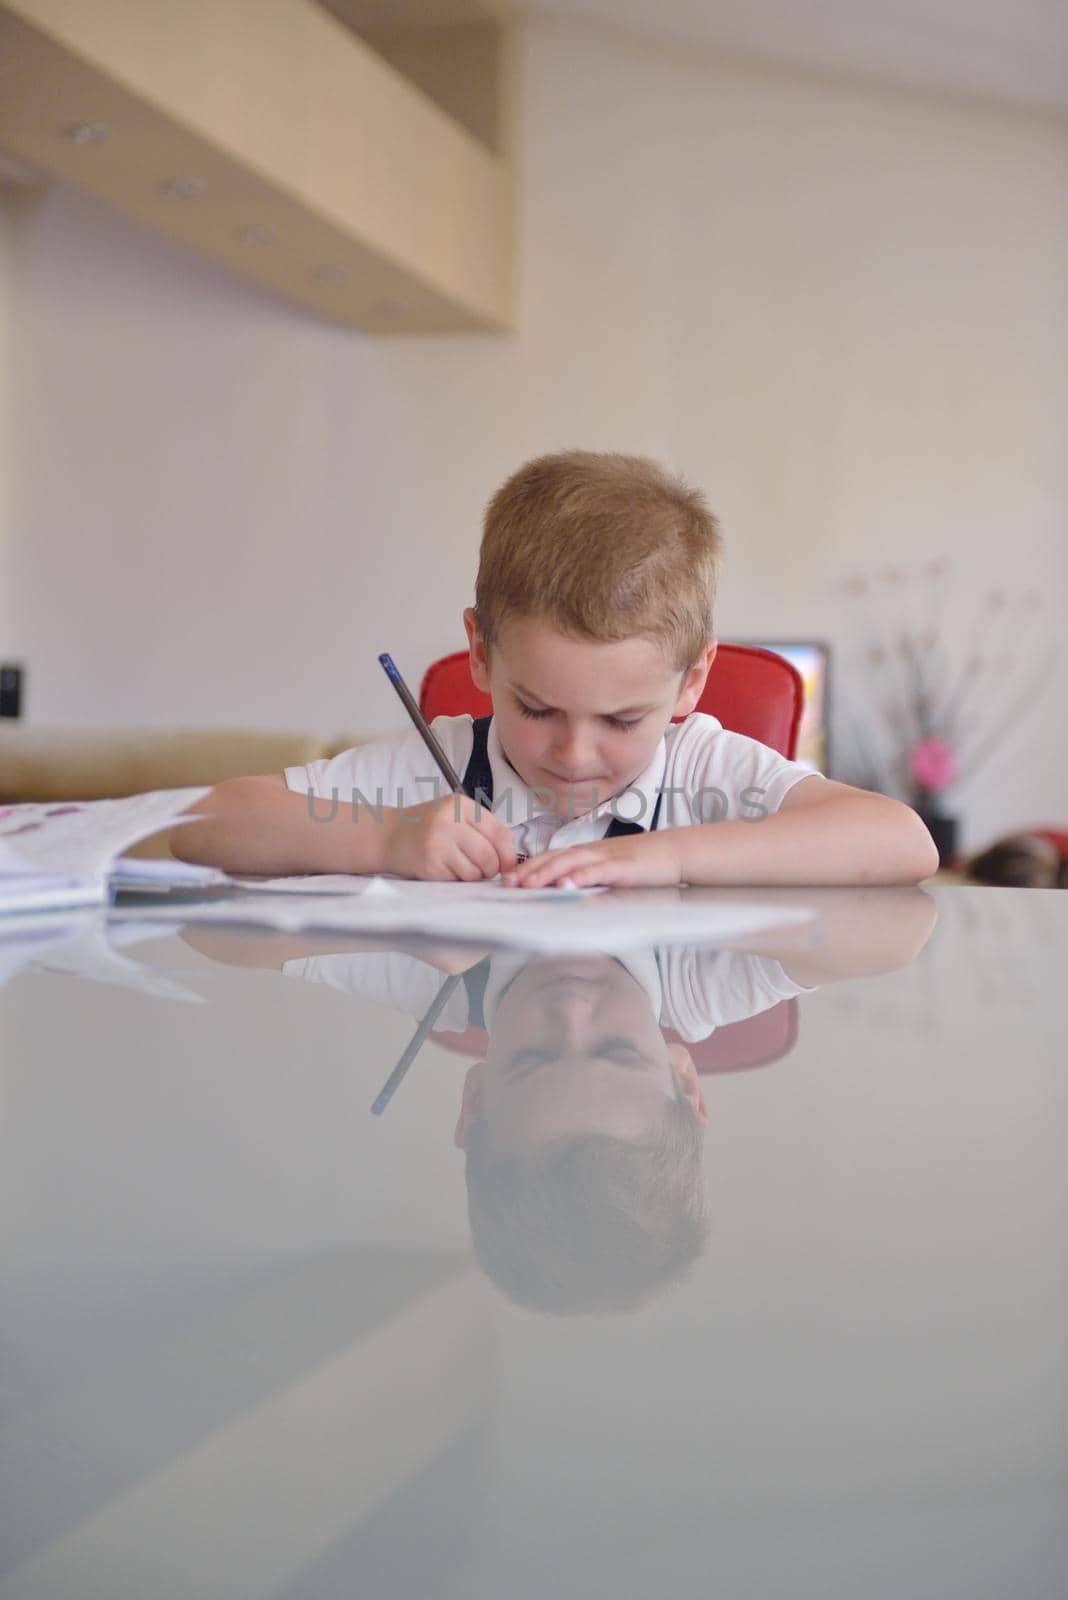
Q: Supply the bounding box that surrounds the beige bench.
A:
[0,725,369,855]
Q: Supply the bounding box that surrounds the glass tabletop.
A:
[1,885,1065,1599]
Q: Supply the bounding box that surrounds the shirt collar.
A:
[592,736,668,833]
[486,718,526,815]
[486,717,668,833]
[481,949,663,1031]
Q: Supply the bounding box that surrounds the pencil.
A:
[377,651,528,863]
[378,653,464,792]
[370,973,463,1115]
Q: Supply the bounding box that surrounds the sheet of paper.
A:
[111,858,234,889]
[0,789,210,889]
[236,873,600,902]
[0,873,104,914]
[110,886,815,954]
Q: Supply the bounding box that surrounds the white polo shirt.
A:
[284,712,820,859]
[282,944,814,1043]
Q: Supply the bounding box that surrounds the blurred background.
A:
[0,0,1065,852]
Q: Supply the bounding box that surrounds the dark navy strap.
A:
[461,716,494,803]
[457,717,493,1030]
[461,957,491,1030]
[606,789,663,836]
[462,713,662,836]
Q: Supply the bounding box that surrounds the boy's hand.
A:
[383,796,518,882]
[501,831,684,889]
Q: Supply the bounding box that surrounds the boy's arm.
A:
[506,778,939,889]
[721,884,939,984]
[169,775,393,876]
[170,775,517,880]
[675,777,939,887]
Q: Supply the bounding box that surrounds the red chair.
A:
[419,643,804,759]
[419,646,806,1075]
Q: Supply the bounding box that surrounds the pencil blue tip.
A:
[378,653,400,682]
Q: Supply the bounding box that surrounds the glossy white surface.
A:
[1,886,1066,1598]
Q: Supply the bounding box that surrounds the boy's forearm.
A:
[724,885,939,983]
[170,778,397,876]
[670,793,938,887]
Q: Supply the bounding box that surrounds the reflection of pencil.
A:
[377,651,528,864]
[371,973,463,1115]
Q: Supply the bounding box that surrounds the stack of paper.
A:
[0,790,218,914]
[0,794,816,953]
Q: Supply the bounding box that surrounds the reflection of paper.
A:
[0,913,98,985]
[0,913,204,1001]
[110,889,814,955]
[239,873,598,902]
[32,924,206,1003]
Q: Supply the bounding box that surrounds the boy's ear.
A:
[667,1043,708,1125]
[453,1059,485,1149]
[673,638,717,719]
[464,607,491,694]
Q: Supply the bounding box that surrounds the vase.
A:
[916,800,958,869]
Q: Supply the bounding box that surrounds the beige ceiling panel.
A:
[0,0,515,332]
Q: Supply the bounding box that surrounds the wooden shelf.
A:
[0,0,516,333]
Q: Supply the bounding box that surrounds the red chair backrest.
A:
[419,643,804,759]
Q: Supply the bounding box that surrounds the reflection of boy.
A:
[182,888,937,1315]
[280,942,809,1043]
[454,954,714,1316]
[280,942,812,1315]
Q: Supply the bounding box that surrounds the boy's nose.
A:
[551,725,598,777]
[541,984,599,1032]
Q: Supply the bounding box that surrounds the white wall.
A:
[4,18,1067,846]
[0,188,14,656]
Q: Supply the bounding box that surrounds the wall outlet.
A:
[0,664,23,717]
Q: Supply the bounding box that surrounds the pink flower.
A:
[910,736,957,793]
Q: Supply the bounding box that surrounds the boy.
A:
[172,452,937,885]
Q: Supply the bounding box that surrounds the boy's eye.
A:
[508,1046,556,1073]
[595,1037,645,1063]
[516,699,642,731]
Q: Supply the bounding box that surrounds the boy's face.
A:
[464,610,714,818]
[453,955,707,1151]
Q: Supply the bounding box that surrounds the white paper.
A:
[0,873,103,914]
[109,887,814,954]
[0,789,209,877]
[0,789,209,913]
[237,872,599,902]
[111,857,233,889]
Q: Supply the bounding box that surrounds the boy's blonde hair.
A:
[475,451,722,671]
[464,1088,709,1316]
